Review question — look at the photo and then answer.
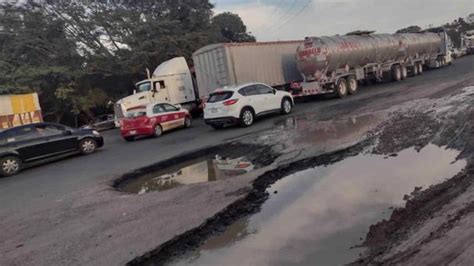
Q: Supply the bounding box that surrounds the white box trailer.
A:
[192,41,302,100]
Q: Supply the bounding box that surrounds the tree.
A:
[212,12,256,43]
[0,1,255,126]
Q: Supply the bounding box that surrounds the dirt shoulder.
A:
[354,86,474,265]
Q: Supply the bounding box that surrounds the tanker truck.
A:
[293,29,452,98]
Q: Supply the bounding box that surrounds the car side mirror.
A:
[63,129,73,136]
[174,104,182,110]
[273,89,277,94]
[133,89,137,94]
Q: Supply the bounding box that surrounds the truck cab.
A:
[115,57,198,125]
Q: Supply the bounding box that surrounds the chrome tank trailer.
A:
[297,32,442,81]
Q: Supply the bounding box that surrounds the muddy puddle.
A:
[266,113,386,150]
[170,144,466,266]
[118,155,256,194]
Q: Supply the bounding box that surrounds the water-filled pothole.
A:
[115,144,276,194]
[171,144,466,266]
[119,155,255,194]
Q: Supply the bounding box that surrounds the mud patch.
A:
[114,143,277,193]
[170,145,465,266]
[126,140,465,266]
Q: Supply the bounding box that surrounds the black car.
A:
[80,114,117,131]
[0,122,104,177]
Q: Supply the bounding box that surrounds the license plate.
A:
[210,108,218,113]
[129,130,137,135]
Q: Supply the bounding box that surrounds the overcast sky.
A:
[213,0,474,41]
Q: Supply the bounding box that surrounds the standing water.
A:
[171,144,466,266]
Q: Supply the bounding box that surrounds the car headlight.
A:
[92,130,100,136]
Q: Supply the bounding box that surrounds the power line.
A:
[266,0,312,37]
[254,0,298,35]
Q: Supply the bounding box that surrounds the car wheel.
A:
[0,156,22,177]
[347,76,358,95]
[335,78,348,98]
[154,124,163,137]
[124,136,135,142]
[240,108,254,127]
[79,138,98,155]
[184,116,192,128]
[281,98,292,114]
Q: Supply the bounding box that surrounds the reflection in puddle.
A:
[270,113,386,149]
[172,144,466,266]
[120,155,255,194]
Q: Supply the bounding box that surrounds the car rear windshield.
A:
[208,91,234,103]
[125,109,146,118]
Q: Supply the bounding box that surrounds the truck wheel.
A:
[413,65,419,76]
[347,76,358,95]
[401,66,408,80]
[0,156,22,177]
[418,64,424,75]
[154,124,163,137]
[240,108,254,127]
[335,78,348,98]
[281,98,292,114]
[392,66,402,82]
[184,116,192,128]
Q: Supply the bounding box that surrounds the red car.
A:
[120,103,192,141]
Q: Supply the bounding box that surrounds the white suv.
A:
[204,83,294,129]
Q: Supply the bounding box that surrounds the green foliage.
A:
[0,0,255,125]
[212,12,256,43]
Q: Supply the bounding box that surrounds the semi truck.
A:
[114,41,302,121]
[114,57,198,123]
[293,29,453,98]
[464,30,474,55]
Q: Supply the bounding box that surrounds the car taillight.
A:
[223,99,239,106]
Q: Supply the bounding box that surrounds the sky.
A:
[213,0,474,41]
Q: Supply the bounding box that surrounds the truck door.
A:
[153,80,170,102]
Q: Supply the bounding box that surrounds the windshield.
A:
[208,91,234,103]
[136,82,151,93]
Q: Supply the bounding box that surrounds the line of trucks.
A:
[114,28,456,122]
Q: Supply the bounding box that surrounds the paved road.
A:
[1,56,473,265]
[1,56,473,216]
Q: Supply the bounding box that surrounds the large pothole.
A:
[114,143,277,194]
[169,144,465,266]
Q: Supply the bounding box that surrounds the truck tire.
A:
[413,65,419,76]
[335,78,348,98]
[184,116,192,128]
[0,156,22,177]
[392,66,402,82]
[418,64,424,75]
[401,66,408,80]
[347,76,358,95]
